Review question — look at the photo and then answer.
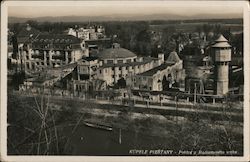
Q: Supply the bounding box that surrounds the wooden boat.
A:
[84,121,113,131]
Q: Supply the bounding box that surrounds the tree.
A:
[12,34,18,59]
[117,77,126,88]
[25,20,39,29]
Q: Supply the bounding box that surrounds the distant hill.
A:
[8,13,242,23]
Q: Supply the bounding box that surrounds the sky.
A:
[8,2,243,18]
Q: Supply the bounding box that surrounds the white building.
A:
[67,26,106,40]
[17,33,86,71]
[75,43,169,89]
[134,51,185,91]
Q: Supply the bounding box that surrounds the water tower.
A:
[212,35,231,96]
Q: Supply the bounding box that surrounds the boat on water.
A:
[84,121,113,131]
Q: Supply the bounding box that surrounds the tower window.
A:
[118,60,123,64]
[107,60,113,64]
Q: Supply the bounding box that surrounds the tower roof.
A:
[166,51,181,63]
[215,35,228,42]
[212,34,231,48]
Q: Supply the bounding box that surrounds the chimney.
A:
[74,25,79,38]
[99,60,103,66]
[158,53,164,63]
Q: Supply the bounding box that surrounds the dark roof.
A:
[100,57,158,68]
[85,38,111,43]
[31,34,82,50]
[33,34,80,44]
[139,63,174,77]
[85,38,111,48]
[95,46,137,59]
[82,56,98,61]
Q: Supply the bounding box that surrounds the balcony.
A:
[31,53,44,59]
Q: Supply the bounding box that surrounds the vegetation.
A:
[8,18,243,58]
[7,92,80,155]
[7,18,244,155]
[7,91,243,155]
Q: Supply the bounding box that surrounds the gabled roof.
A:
[166,51,181,63]
[82,56,98,61]
[139,63,175,77]
[33,34,80,44]
[96,45,137,59]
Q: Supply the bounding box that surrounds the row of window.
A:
[27,55,71,62]
[106,58,136,64]
[98,64,152,76]
[111,74,128,79]
[32,51,71,55]
[216,62,229,65]
[26,62,63,69]
[32,44,73,49]
[111,64,149,71]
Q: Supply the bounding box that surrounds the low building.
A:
[19,62,77,91]
[77,56,99,80]
[66,25,106,40]
[133,51,185,91]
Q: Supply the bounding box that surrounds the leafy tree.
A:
[25,20,39,29]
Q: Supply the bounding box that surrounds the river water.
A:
[64,124,175,156]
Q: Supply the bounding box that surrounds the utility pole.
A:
[175,94,178,124]
[194,83,197,105]
[119,128,122,144]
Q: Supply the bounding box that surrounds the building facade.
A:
[212,35,231,95]
[17,28,86,71]
[74,43,168,90]
[133,51,185,91]
[67,25,106,40]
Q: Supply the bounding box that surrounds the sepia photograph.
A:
[1,1,249,162]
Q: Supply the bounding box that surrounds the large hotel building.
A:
[16,25,184,92]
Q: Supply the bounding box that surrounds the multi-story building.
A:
[26,34,85,70]
[67,25,106,40]
[77,56,99,80]
[17,26,185,95]
[71,43,184,93]
[66,25,111,58]
[133,51,185,91]
[16,25,86,71]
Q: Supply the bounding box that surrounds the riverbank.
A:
[7,92,243,155]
